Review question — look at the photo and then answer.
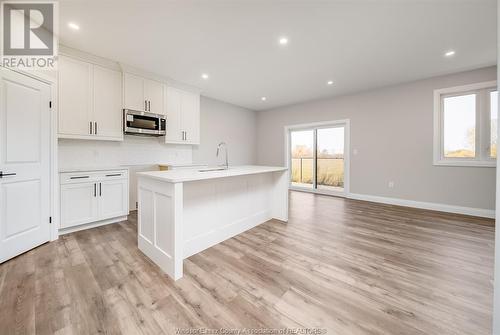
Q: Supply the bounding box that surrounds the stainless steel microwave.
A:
[123,109,166,136]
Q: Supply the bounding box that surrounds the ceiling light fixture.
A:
[261,97,267,101]
[279,37,289,45]
[201,73,209,80]
[68,22,80,30]
[327,80,334,85]
[444,50,455,57]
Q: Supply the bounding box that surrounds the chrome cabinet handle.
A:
[185,131,187,141]
[94,183,96,197]
[145,100,147,111]
[94,122,98,135]
[148,100,151,111]
[70,175,89,179]
[99,182,102,196]
[0,171,16,178]
[90,121,93,134]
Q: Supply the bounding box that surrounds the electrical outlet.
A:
[388,181,395,188]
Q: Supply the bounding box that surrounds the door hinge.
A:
[49,216,52,224]
[49,101,52,108]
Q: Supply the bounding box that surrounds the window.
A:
[287,120,350,196]
[434,81,497,167]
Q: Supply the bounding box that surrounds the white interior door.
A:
[0,69,51,263]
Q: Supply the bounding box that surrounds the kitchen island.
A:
[136,165,288,280]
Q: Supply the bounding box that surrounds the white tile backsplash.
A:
[58,136,192,170]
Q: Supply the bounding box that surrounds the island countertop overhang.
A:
[137,165,288,183]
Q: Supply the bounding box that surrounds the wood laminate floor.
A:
[0,191,495,335]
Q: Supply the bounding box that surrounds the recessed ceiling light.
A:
[327,80,334,85]
[444,50,455,57]
[261,97,267,101]
[68,22,80,30]
[279,37,288,45]
[201,73,209,80]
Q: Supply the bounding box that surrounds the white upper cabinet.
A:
[165,86,183,142]
[145,79,164,115]
[181,90,200,144]
[93,65,123,139]
[165,86,200,145]
[124,73,165,115]
[58,55,92,137]
[123,73,145,111]
[58,55,123,141]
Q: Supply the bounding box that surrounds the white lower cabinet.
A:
[99,178,128,219]
[60,169,129,233]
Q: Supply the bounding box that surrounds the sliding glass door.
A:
[289,121,348,195]
[290,129,314,189]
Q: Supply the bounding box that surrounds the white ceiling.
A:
[59,0,497,111]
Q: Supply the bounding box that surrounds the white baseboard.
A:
[347,193,495,219]
[58,215,128,235]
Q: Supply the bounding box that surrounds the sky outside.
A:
[291,127,345,156]
[444,91,498,153]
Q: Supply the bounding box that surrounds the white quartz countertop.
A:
[137,165,287,183]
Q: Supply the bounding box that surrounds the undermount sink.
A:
[198,167,228,172]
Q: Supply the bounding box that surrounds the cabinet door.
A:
[60,182,98,229]
[123,73,145,111]
[145,79,164,115]
[98,179,128,220]
[58,55,92,136]
[93,65,123,140]
[181,91,200,144]
[165,86,183,142]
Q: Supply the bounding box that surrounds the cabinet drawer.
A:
[60,169,128,184]
[60,172,99,184]
[95,170,128,180]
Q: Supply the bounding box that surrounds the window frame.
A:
[433,80,497,167]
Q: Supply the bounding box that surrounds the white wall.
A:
[257,66,497,211]
[192,96,257,166]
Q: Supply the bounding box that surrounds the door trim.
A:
[284,119,350,197]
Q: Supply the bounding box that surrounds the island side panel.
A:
[183,172,278,258]
[272,170,289,222]
[137,176,184,280]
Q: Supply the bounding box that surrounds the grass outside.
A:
[291,158,344,188]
